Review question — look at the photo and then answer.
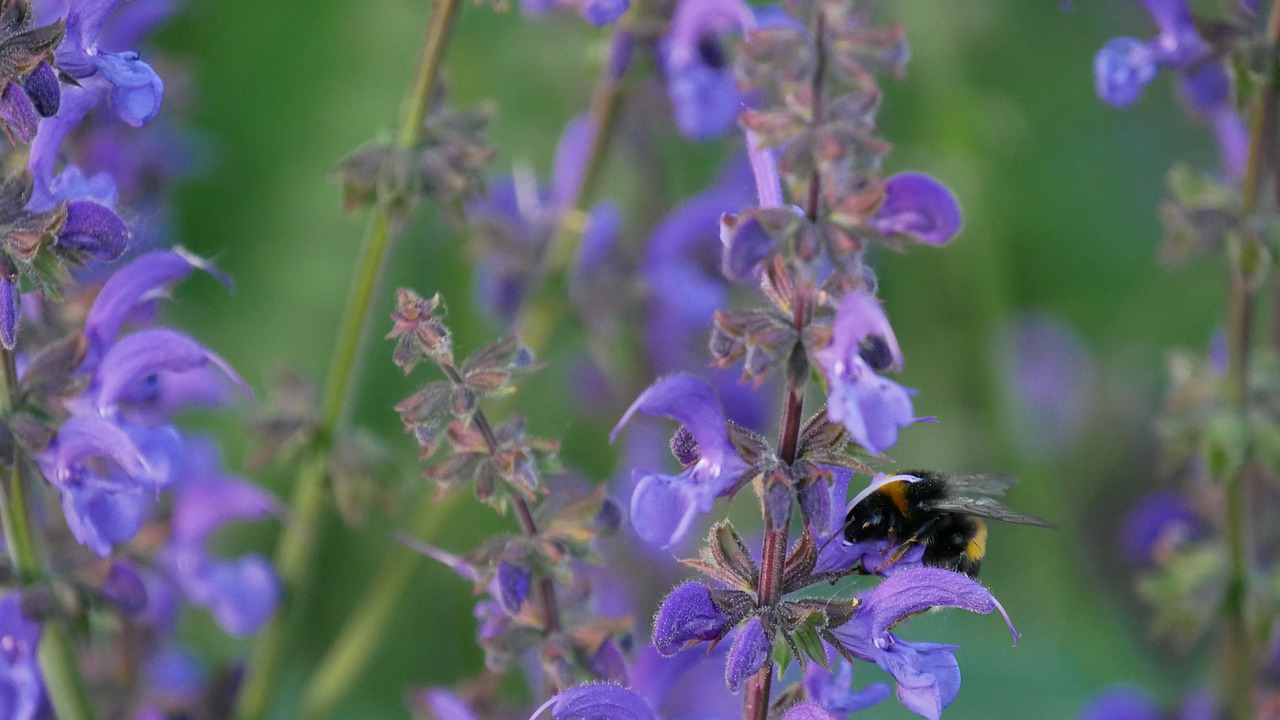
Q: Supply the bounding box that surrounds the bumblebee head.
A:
[843,491,906,543]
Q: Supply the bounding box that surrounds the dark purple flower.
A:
[494,561,531,615]
[28,84,116,209]
[720,212,774,281]
[815,292,917,455]
[1078,686,1160,720]
[21,61,58,117]
[90,327,249,417]
[0,275,17,349]
[0,593,42,720]
[56,199,127,259]
[101,559,147,615]
[662,0,753,140]
[724,616,771,691]
[831,567,1016,720]
[870,173,962,246]
[612,374,749,546]
[652,581,732,656]
[532,683,657,720]
[579,0,628,26]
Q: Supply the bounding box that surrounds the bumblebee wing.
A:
[922,495,1056,528]
[937,472,1020,498]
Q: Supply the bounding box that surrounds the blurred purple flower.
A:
[1002,314,1095,458]
[164,471,279,636]
[1079,686,1160,720]
[101,559,147,615]
[831,567,1016,720]
[662,0,752,140]
[518,0,628,26]
[612,374,749,547]
[804,650,891,715]
[1122,490,1203,566]
[816,291,918,455]
[1093,0,1245,177]
[0,593,42,720]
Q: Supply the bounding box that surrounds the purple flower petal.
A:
[720,213,773,281]
[629,470,703,548]
[819,291,904,374]
[93,328,249,413]
[94,51,163,126]
[192,554,279,636]
[552,115,594,210]
[60,475,153,556]
[170,476,277,546]
[662,0,753,140]
[0,277,17,350]
[612,374,746,482]
[42,413,148,482]
[725,617,771,691]
[876,637,962,720]
[871,173,962,246]
[141,645,204,706]
[84,250,220,357]
[1122,490,1202,566]
[652,581,731,656]
[535,683,657,720]
[804,654,891,714]
[28,83,105,209]
[820,356,917,455]
[859,567,1016,640]
[0,82,38,143]
[417,688,481,720]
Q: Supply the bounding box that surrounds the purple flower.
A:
[36,413,154,556]
[804,652,891,715]
[56,199,127,260]
[55,0,164,127]
[494,561,531,615]
[164,472,279,636]
[0,275,16,349]
[612,374,749,547]
[531,683,657,720]
[831,567,1017,720]
[815,291,918,455]
[1002,313,1095,458]
[0,4,65,144]
[661,0,753,140]
[1093,0,1245,177]
[870,173,962,246]
[1078,686,1160,720]
[1122,490,1203,566]
[415,688,481,720]
[101,559,147,615]
[518,0,629,26]
[0,593,42,720]
[652,581,732,655]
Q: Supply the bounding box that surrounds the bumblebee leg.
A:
[874,516,940,574]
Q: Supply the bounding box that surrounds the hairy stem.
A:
[234,1,461,717]
[1220,5,1280,718]
[294,23,631,716]
[0,349,98,720]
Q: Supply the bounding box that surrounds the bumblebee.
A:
[843,470,1053,578]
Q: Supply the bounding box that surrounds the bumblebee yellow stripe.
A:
[880,481,910,516]
[965,519,987,563]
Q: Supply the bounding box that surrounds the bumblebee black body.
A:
[843,470,1049,578]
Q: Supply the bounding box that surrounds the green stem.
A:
[294,23,633,719]
[0,350,97,720]
[297,492,458,720]
[234,1,461,718]
[1219,5,1280,718]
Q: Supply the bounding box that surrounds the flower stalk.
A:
[0,348,97,720]
[1220,4,1280,717]
[234,0,462,717]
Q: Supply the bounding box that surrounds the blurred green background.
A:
[144,0,1237,716]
